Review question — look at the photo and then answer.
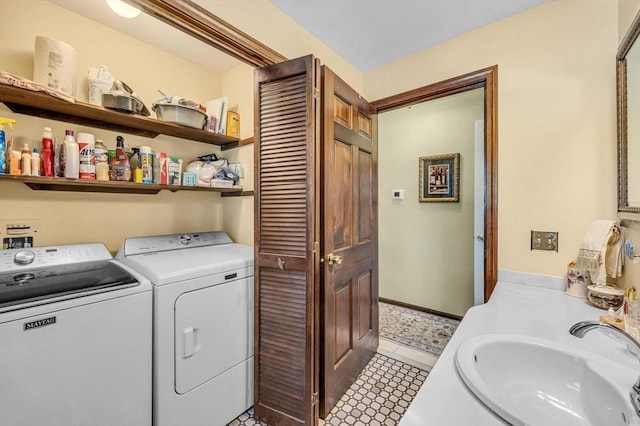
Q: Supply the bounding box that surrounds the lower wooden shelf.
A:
[0,174,252,196]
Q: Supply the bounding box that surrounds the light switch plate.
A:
[531,231,558,251]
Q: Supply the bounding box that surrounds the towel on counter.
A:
[576,220,623,285]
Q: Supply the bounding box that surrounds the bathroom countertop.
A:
[399,274,638,426]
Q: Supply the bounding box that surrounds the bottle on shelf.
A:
[95,152,109,181]
[62,130,79,179]
[31,148,40,176]
[130,147,142,183]
[109,135,131,182]
[140,146,153,184]
[0,117,16,175]
[20,143,31,176]
[77,132,96,180]
[41,127,54,177]
[94,139,108,165]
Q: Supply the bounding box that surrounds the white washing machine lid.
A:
[116,232,254,286]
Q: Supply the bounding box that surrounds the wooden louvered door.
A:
[254,55,321,426]
[320,66,378,417]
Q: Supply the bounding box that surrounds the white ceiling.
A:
[50,0,547,74]
[268,0,547,72]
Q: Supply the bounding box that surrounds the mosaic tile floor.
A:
[228,354,428,426]
[229,303,455,426]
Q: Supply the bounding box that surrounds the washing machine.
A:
[116,231,254,426]
[0,242,152,426]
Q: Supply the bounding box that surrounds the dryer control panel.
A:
[118,231,233,257]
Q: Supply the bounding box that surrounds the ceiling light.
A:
[105,0,141,19]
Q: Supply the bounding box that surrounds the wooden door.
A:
[254,55,321,426]
[320,66,378,417]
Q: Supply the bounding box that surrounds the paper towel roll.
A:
[33,36,78,97]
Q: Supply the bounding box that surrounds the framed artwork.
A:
[419,153,460,202]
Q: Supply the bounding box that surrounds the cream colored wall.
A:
[0,1,231,253]
[366,0,619,279]
[221,64,254,246]
[197,0,364,93]
[378,89,483,316]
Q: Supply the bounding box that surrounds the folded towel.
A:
[576,220,622,286]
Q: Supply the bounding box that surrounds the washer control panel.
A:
[0,243,112,272]
[118,231,233,257]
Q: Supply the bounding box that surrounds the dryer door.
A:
[174,276,253,394]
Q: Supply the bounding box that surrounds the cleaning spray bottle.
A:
[0,117,16,174]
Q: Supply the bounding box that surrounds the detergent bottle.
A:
[0,117,16,174]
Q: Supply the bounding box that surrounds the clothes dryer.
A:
[116,231,254,426]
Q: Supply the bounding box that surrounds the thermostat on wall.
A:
[392,189,405,200]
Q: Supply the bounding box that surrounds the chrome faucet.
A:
[570,320,640,416]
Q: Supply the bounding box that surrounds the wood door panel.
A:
[357,272,372,340]
[333,140,353,249]
[333,95,352,128]
[333,282,353,364]
[358,150,373,242]
[357,111,372,139]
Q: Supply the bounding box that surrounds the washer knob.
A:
[179,235,192,245]
[14,250,36,265]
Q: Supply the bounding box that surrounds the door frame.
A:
[371,66,498,301]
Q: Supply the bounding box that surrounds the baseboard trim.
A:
[379,297,463,321]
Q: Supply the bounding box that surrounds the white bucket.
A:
[33,36,78,97]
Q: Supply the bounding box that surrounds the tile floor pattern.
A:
[228,354,428,426]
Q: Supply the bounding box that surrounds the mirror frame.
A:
[618,10,640,214]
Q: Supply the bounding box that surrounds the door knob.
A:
[327,253,343,266]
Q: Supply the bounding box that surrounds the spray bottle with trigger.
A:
[0,117,16,174]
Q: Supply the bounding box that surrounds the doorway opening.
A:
[372,66,498,310]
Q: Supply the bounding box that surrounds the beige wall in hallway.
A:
[378,89,484,316]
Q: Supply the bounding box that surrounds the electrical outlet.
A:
[531,231,558,252]
[0,219,40,249]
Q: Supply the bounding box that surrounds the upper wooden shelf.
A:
[0,174,254,196]
[0,84,239,147]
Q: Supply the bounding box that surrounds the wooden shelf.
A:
[221,136,254,151]
[0,84,239,147]
[0,84,255,197]
[0,174,247,195]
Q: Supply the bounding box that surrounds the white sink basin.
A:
[455,333,639,426]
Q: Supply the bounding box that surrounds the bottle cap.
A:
[140,145,151,153]
[43,127,52,138]
[77,132,95,144]
[65,129,74,136]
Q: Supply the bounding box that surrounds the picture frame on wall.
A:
[419,153,460,202]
